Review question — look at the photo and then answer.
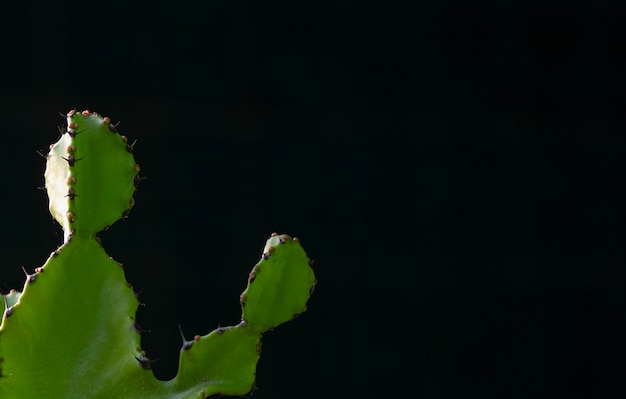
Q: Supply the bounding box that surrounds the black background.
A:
[1,1,625,398]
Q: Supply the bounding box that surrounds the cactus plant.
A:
[0,110,316,398]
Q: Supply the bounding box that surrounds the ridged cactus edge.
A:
[0,110,316,399]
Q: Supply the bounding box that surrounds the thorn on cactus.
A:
[66,188,77,200]
[133,174,147,187]
[134,352,156,370]
[21,267,37,284]
[126,139,137,153]
[178,325,194,351]
[108,121,120,132]
[133,322,151,335]
[62,153,82,167]
[262,246,274,259]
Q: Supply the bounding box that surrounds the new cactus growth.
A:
[0,110,316,398]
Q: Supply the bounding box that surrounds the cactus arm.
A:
[172,234,316,398]
[0,110,315,398]
[44,110,137,241]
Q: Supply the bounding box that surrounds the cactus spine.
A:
[0,110,316,399]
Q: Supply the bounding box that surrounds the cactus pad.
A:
[0,110,316,398]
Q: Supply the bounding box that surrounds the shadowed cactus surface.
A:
[0,110,316,398]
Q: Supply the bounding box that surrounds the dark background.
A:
[1,1,625,398]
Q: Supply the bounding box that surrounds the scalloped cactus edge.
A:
[0,109,316,399]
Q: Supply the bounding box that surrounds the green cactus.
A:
[0,110,316,398]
